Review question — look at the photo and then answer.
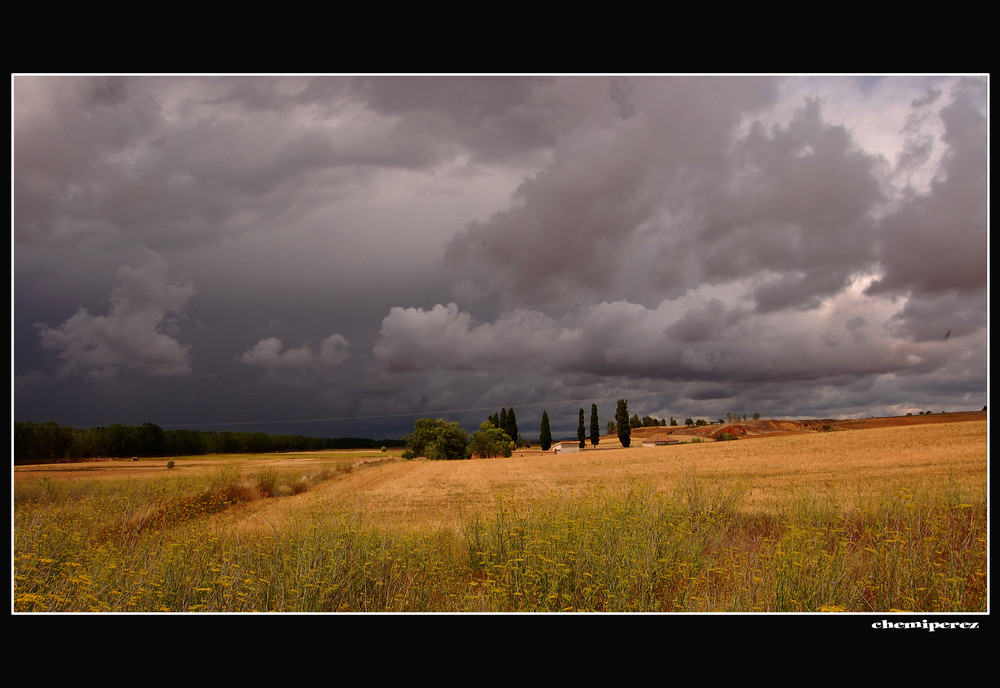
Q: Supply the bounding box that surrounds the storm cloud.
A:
[13,74,988,439]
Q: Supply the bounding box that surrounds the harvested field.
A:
[216,414,987,533]
[14,413,987,613]
[13,413,987,533]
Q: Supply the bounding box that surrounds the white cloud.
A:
[240,333,351,370]
[319,334,352,365]
[36,249,195,379]
[373,277,975,389]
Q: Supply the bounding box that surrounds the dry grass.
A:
[12,450,394,483]
[221,418,986,533]
[13,415,985,533]
[14,416,986,613]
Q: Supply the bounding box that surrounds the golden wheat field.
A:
[12,414,988,613]
[216,416,987,533]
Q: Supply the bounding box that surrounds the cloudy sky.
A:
[12,74,989,439]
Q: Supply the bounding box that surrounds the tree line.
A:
[13,420,405,463]
[405,402,616,458]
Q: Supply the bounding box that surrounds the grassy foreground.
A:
[13,449,986,613]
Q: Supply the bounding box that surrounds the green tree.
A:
[406,417,442,457]
[539,410,552,451]
[505,407,519,445]
[469,421,512,458]
[616,399,631,448]
[135,422,167,456]
[577,409,586,448]
[425,421,469,461]
[589,404,600,447]
[14,421,76,461]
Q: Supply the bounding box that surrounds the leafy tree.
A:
[578,409,586,448]
[539,411,552,451]
[135,422,167,456]
[616,399,631,448]
[406,417,442,457]
[425,421,469,461]
[485,407,522,447]
[165,428,207,455]
[14,421,76,461]
[470,421,512,458]
[589,404,600,447]
[670,417,677,426]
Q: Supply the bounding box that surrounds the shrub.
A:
[253,468,280,498]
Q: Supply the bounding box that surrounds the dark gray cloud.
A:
[867,77,988,299]
[13,74,988,439]
[444,77,784,313]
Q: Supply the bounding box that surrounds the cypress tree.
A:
[616,399,631,448]
[505,407,519,444]
[590,404,600,446]
[539,410,552,451]
[578,408,586,448]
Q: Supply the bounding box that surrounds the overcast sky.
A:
[12,74,989,439]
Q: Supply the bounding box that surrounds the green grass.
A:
[13,467,986,613]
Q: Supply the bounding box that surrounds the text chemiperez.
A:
[872,619,979,632]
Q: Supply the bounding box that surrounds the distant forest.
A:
[13,421,405,464]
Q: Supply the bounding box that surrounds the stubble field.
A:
[13,413,987,613]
